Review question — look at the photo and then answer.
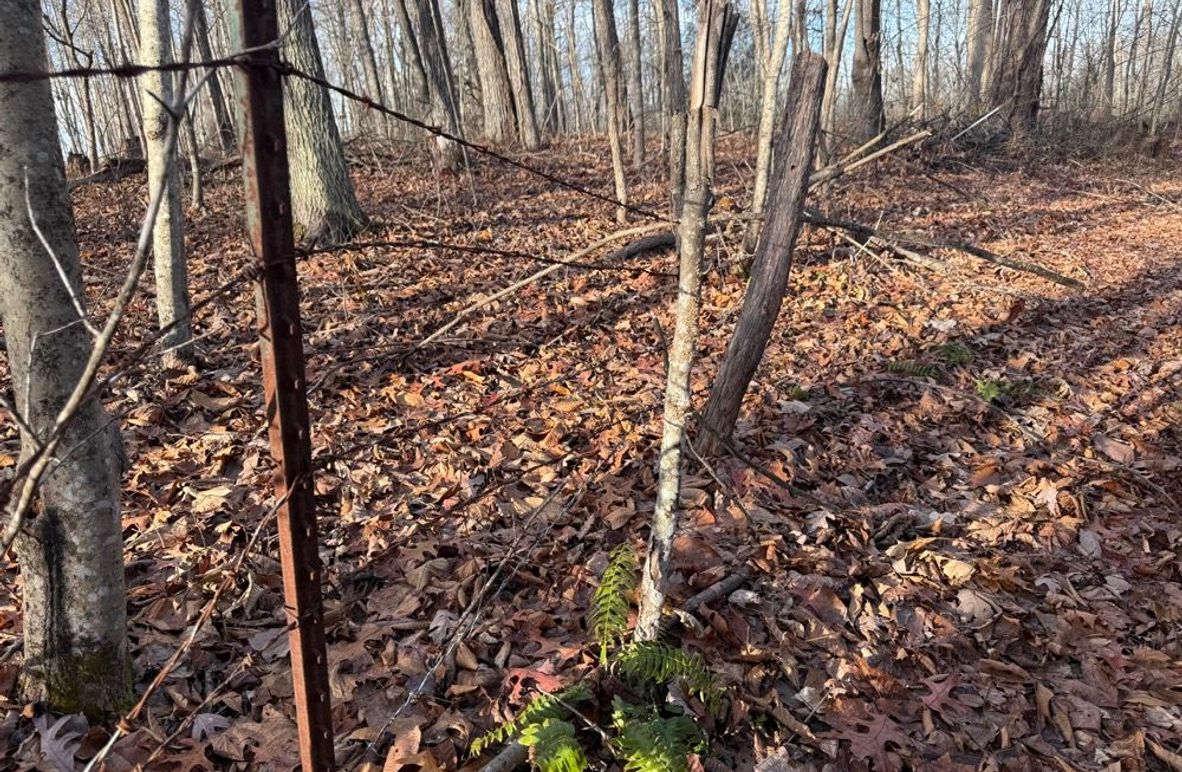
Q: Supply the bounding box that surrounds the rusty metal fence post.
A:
[235,0,335,767]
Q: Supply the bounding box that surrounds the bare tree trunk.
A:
[140,0,193,364]
[821,0,853,154]
[747,0,793,249]
[194,0,235,152]
[1099,0,1119,119]
[635,0,736,641]
[912,0,930,116]
[851,0,885,141]
[966,0,993,107]
[277,0,367,243]
[592,0,630,221]
[467,0,519,143]
[0,0,131,716]
[701,54,825,455]
[659,0,687,215]
[626,0,646,164]
[987,0,1051,137]
[1149,4,1181,136]
[350,0,388,136]
[529,0,561,132]
[393,0,431,112]
[496,0,541,147]
[409,0,466,168]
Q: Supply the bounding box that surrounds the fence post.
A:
[234,0,335,768]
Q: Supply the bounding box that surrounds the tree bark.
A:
[277,0,367,243]
[657,0,687,215]
[821,0,853,156]
[592,0,630,222]
[350,0,388,135]
[0,0,130,716]
[467,0,518,144]
[194,0,236,152]
[139,0,193,364]
[986,0,1051,138]
[851,0,884,141]
[635,0,736,641]
[701,54,825,455]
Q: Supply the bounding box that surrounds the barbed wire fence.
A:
[0,0,693,768]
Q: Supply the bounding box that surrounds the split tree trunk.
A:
[408,0,465,169]
[0,0,131,716]
[278,0,367,243]
[592,0,630,222]
[635,0,736,641]
[349,0,388,135]
[851,0,885,141]
[139,0,193,365]
[195,0,236,152]
[657,0,687,215]
[700,54,826,455]
[496,0,541,148]
[821,0,853,157]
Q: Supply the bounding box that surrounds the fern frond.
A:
[590,544,638,662]
[937,342,974,366]
[471,683,593,755]
[610,698,704,772]
[614,641,722,710]
[886,359,940,378]
[520,718,588,772]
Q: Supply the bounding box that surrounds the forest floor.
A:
[1,137,1182,771]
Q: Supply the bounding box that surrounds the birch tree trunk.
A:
[0,0,130,715]
[626,0,646,165]
[592,0,630,222]
[747,0,793,250]
[139,0,193,365]
[635,0,736,641]
[278,0,367,243]
[701,54,825,455]
[851,0,885,141]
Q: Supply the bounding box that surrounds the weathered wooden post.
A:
[700,53,827,455]
[236,0,335,767]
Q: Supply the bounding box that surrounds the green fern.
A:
[590,544,639,662]
[937,342,974,366]
[614,641,721,710]
[520,718,588,772]
[611,698,705,772]
[886,359,941,378]
[471,683,592,755]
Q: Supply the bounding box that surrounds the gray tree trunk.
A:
[966,0,993,106]
[701,54,825,455]
[0,0,130,716]
[495,0,541,148]
[194,0,236,152]
[657,0,686,215]
[635,0,736,641]
[851,0,885,141]
[821,0,853,157]
[278,0,367,243]
[626,0,646,164]
[986,0,1050,137]
[467,0,519,144]
[350,0,388,135]
[408,0,466,168]
[911,0,930,116]
[748,0,793,249]
[139,0,193,365]
[592,0,630,221]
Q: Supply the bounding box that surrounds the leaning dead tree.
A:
[701,53,826,456]
[636,0,737,641]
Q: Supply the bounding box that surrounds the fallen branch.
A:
[802,208,1084,288]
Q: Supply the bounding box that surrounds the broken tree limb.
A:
[802,207,1084,288]
[699,53,826,456]
[808,128,931,187]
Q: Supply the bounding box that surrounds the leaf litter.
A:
[0,138,1181,770]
